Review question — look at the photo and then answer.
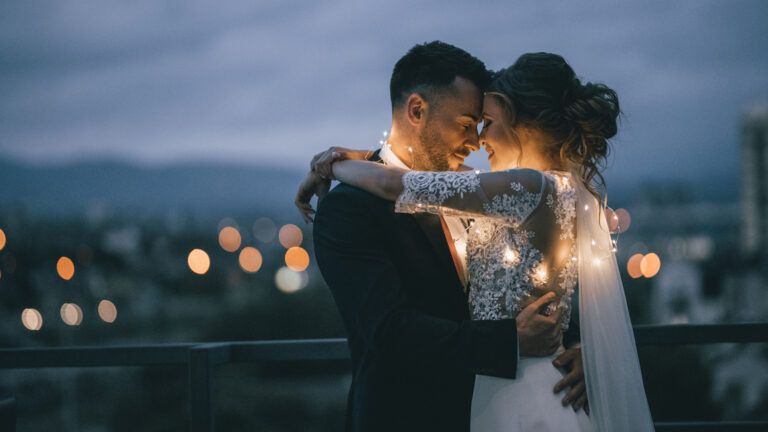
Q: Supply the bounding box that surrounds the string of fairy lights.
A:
[372,131,659,285]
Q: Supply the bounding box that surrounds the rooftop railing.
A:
[1,323,767,432]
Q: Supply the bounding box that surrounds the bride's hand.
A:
[310,147,370,179]
[294,171,331,224]
[553,346,588,413]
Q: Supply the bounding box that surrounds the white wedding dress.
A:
[396,168,592,431]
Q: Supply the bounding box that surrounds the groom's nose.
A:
[465,139,480,152]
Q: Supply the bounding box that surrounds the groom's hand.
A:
[553,347,589,413]
[516,292,563,357]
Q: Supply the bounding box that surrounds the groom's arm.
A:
[314,184,519,378]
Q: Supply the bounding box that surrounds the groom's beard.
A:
[416,123,452,172]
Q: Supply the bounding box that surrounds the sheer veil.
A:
[573,173,655,431]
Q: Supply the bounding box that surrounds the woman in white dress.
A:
[299,53,655,431]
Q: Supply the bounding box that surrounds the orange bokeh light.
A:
[285,246,310,271]
[0,228,6,251]
[627,253,644,279]
[187,249,211,275]
[278,224,303,248]
[218,226,242,252]
[57,256,75,281]
[239,247,263,273]
[640,253,661,278]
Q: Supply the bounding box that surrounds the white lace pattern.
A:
[396,169,578,329]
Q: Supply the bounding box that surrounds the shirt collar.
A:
[379,143,411,170]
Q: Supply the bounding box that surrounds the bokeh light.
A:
[604,207,620,233]
[614,208,631,233]
[187,249,211,275]
[275,266,308,294]
[21,308,43,331]
[0,228,6,251]
[98,299,117,323]
[218,226,242,252]
[285,246,310,271]
[641,253,661,278]
[60,303,83,326]
[57,256,76,281]
[627,253,644,279]
[278,224,303,248]
[253,217,277,243]
[239,247,263,273]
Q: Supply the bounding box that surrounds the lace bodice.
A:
[395,168,578,329]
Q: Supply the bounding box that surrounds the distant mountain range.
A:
[0,158,305,217]
[0,158,740,217]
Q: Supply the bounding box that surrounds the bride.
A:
[297,53,654,432]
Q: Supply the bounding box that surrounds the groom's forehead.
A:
[438,77,482,114]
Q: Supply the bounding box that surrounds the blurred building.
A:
[740,102,768,269]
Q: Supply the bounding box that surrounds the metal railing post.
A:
[189,344,231,432]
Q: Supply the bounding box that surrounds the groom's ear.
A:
[405,93,428,126]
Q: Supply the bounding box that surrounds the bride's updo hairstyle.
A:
[487,52,620,201]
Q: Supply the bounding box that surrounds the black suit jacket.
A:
[313,155,580,432]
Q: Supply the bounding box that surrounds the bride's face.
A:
[480,95,520,171]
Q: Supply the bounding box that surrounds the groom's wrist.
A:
[469,319,518,379]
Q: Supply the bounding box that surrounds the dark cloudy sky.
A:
[1,0,767,188]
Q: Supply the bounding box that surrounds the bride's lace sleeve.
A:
[395,168,546,225]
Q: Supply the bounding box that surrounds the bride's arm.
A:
[331,160,407,201]
[295,147,405,223]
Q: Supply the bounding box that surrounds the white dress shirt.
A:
[379,144,469,282]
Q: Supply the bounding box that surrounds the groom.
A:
[311,41,586,432]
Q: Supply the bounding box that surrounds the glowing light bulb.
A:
[504,247,518,264]
[532,264,548,285]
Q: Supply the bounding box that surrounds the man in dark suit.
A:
[308,41,585,432]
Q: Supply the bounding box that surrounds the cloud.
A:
[0,0,766,187]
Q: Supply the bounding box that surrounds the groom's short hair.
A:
[390,41,491,110]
